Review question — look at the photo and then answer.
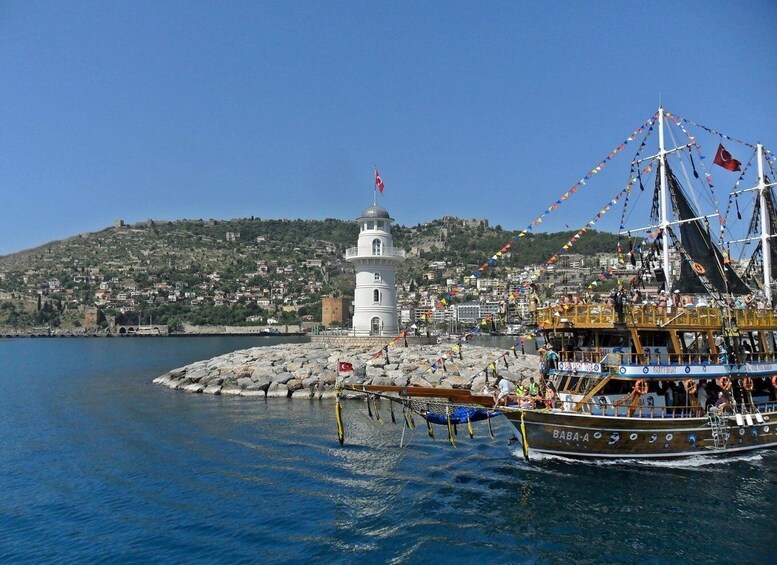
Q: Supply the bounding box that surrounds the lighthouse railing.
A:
[345,246,406,259]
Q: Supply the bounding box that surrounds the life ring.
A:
[683,379,697,394]
[741,377,753,391]
[717,377,732,392]
[692,262,706,275]
[772,376,777,389]
[633,379,649,395]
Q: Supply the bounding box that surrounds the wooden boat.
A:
[339,107,777,460]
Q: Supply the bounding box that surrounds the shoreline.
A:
[0,330,308,339]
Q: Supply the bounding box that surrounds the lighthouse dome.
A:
[359,204,392,220]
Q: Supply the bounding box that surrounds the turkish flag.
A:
[375,168,384,193]
[713,143,742,172]
[338,361,354,373]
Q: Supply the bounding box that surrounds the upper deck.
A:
[536,303,777,332]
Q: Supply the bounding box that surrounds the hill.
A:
[0,217,619,329]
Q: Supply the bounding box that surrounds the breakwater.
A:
[153,340,538,398]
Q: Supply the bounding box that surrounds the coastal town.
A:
[0,215,632,335]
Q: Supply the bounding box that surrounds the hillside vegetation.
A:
[0,217,619,329]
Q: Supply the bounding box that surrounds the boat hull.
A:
[501,408,777,459]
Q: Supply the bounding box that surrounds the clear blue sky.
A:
[1,0,776,256]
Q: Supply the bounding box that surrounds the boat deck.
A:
[499,400,777,419]
[537,304,777,331]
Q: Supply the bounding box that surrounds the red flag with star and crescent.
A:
[374,168,385,194]
[713,143,742,172]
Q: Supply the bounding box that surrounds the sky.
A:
[1,0,776,256]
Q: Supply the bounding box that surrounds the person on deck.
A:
[494,376,514,408]
[663,381,674,413]
[545,345,559,370]
[544,382,558,409]
[714,391,729,413]
[528,376,540,408]
[657,291,668,316]
[697,381,709,415]
[672,290,682,312]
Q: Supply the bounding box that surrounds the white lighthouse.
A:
[345,204,405,335]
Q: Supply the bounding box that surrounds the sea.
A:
[1,336,776,564]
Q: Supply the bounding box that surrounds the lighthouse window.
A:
[374,273,381,282]
[372,239,382,255]
[376,220,384,230]
[366,221,374,230]
[373,289,381,303]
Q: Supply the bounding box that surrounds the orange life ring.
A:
[772,376,777,389]
[692,262,706,275]
[741,377,754,391]
[683,379,698,394]
[633,379,649,395]
[717,377,732,391]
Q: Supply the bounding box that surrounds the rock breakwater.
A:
[153,341,539,399]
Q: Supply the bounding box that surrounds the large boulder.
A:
[409,375,433,388]
[220,385,243,396]
[266,382,289,398]
[286,378,304,392]
[236,377,254,389]
[317,369,337,386]
[272,372,295,385]
[440,375,470,389]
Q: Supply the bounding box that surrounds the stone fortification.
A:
[153,341,539,399]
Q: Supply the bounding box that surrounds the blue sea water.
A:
[1,336,776,563]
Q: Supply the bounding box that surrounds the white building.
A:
[345,204,405,335]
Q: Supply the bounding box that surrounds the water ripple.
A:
[2,338,777,562]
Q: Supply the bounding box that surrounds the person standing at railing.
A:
[664,381,674,413]
[544,382,558,409]
[657,291,668,316]
[546,345,559,370]
[697,381,709,415]
[538,345,547,376]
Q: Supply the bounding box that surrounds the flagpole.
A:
[658,106,671,293]
[373,165,377,205]
[757,143,772,306]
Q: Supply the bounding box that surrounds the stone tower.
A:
[345,204,405,335]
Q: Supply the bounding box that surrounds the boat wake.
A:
[511,448,765,469]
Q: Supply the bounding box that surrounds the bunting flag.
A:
[455,114,658,286]
[672,113,755,149]
[337,361,353,374]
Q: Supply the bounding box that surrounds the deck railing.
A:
[555,350,777,366]
[537,304,777,329]
[559,400,777,419]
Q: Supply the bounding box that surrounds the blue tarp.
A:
[422,406,499,425]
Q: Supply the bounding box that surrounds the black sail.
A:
[744,176,777,285]
[663,163,750,295]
